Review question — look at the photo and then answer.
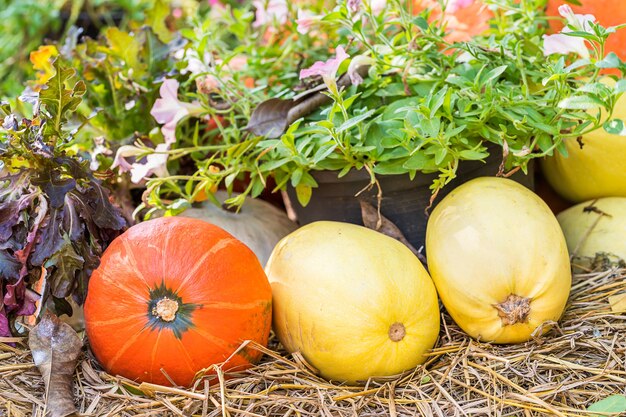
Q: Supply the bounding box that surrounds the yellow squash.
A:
[266,221,440,383]
[426,177,571,344]
[557,197,626,262]
[541,82,626,202]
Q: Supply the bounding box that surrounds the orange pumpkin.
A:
[84,217,272,387]
[546,0,626,60]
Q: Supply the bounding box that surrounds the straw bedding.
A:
[1,266,625,417]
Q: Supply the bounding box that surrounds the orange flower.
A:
[192,165,221,202]
[30,45,58,91]
[412,0,491,43]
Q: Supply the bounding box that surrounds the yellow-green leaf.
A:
[105,27,143,76]
[146,0,173,43]
[295,184,312,207]
[39,59,85,136]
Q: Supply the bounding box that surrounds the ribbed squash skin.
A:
[179,191,296,266]
[84,217,272,387]
[426,177,571,344]
[266,221,440,383]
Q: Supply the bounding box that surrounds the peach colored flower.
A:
[412,0,491,43]
[30,45,58,90]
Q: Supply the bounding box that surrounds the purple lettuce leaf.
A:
[79,182,127,231]
[31,171,76,209]
[0,71,127,336]
[0,251,20,279]
[4,277,38,316]
[30,208,65,267]
[0,190,37,242]
[0,307,10,338]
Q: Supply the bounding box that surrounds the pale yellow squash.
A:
[557,197,626,262]
[541,81,626,202]
[426,177,571,344]
[178,191,297,266]
[266,221,440,383]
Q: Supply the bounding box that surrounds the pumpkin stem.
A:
[388,322,406,342]
[152,297,179,322]
[493,294,531,326]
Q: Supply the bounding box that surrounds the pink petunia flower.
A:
[300,46,350,91]
[150,78,204,145]
[543,33,590,58]
[296,9,321,35]
[347,55,375,86]
[111,145,143,173]
[543,4,595,58]
[128,143,170,184]
[558,4,595,32]
[369,0,387,14]
[348,0,361,13]
[111,144,171,184]
[446,0,474,14]
[348,0,387,15]
[112,78,206,183]
[252,0,288,28]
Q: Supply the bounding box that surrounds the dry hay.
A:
[1,267,625,417]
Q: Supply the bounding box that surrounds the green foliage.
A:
[54,23,178,168]
[137,0,626,213]
[587,395,626,416]
[0,0,64,97]
[39,60,86,137]
[0,0,160,99]
[4,0,626,217]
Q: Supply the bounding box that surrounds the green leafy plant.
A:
[59,24,176,160]
[0,61,126,337]
[0,0,173,99]
[120,0,626,215]
[0,0,65,97]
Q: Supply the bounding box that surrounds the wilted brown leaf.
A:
[359,201,426,263]
[247,65,371,138]
[246,98,296,138]
[28,313,82,417]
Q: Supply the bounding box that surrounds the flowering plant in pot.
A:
[110,0,626,249]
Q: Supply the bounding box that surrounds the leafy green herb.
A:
[134,0,626,213]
